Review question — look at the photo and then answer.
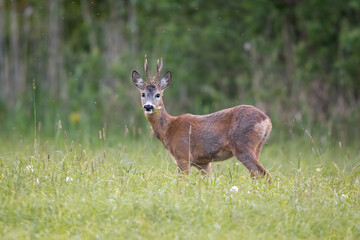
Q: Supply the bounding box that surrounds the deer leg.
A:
[193,163,213,176]
[176,159,190,174]
[253,131,272,182]
[233,148,270,180]
[255,125,271,160]
[255,138,266,160]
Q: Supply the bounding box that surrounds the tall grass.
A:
[0,133,359,239]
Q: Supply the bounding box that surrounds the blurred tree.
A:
[0,0,359,140]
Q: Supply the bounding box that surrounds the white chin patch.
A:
[145,110,153,115]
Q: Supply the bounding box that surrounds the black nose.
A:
[144,104,154,111]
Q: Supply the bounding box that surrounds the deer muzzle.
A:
[143,104,154,114]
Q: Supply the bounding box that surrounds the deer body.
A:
[132,56,271,179]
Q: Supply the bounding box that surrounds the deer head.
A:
[132,55,172,114]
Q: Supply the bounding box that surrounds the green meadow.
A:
[0,132,359,239]
[1,1,360,239]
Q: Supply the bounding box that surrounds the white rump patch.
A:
[254,118,270,138]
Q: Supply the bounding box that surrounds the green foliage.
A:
[0,0,359,140]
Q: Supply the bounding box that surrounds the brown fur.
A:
[145,104,272,181]
[132,57,272,181]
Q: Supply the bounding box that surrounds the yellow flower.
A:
[70,112,80,123]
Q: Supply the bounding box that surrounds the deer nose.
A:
[144,104,154,111]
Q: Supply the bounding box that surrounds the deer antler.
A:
[153,57,163,82]
[144,55,151,82]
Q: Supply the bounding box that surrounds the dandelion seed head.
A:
[340,194,348,200]
[66,176,73,182]
[26,165,34,173]
[230,186,239,193]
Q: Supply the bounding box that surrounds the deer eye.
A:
[141,93,145,97]
[155,93,160,98]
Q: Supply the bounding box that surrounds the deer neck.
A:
[145,103,173,141]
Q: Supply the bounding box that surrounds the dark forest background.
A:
[0,0,359,142]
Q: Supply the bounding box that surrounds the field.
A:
[0,132,359,239]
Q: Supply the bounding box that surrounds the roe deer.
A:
[132,56,272,180]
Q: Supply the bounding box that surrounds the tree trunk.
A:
[104,0,127,65]
[21,5,33,94]
[0,0,5,102]
[129,0,138,54]
[10,1,24,107]
[81,0,98,52]
[282,15,296,98]
[48,0,64,98]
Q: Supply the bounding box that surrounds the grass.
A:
[0,132,359,239]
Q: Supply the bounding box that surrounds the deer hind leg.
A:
[193,163,213,176]
[254,118,272,160]
[255,129,270,160]
[233,148,268,178]
[253,120,272,182]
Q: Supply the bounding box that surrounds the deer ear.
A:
[160,71,171,90]
[132,70,144,90]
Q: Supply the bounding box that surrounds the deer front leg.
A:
[175,159,190,174]
[170,154,190,174]
[193,163,213,176]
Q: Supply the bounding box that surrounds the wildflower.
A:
[230,186,239,193]
[102,127,106,140]
[26,165,34,173]
[340,194,348,200]
[316,168,322,172]
[69,112,80,124]
[34,139,37,154]
[214,223,221,230]
[66,176,73,182]
[36,178,39,184]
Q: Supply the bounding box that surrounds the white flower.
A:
[340,194,348,200]
[66,176,73,182]
[316,168,322,172]
[214,223,221,230]
[26,165,34,172]
[36,178,39,184]
[230,186,239,193]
